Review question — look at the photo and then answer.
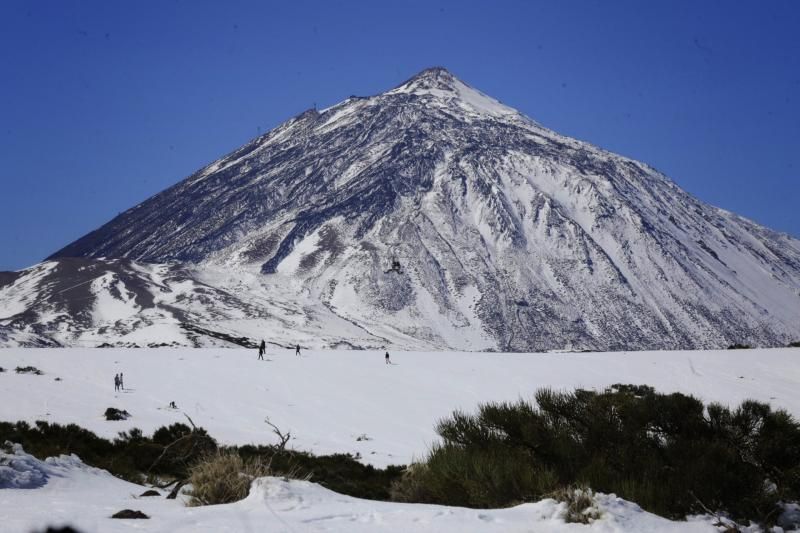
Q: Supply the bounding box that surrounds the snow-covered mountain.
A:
[3,67,800,349]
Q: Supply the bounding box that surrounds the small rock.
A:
[139,489,160,497]
[15,366,43,375]
[111,509,149,519]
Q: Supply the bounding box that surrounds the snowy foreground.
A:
[1,443,723,533]
[1,347,799,532]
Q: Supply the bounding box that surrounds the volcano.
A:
[2,67,798,350]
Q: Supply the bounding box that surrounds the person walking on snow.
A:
[295,344,301,357]
[385,351,391,365]
[114,374,119,391]
[119,373,124,390]
[258,339,265,360]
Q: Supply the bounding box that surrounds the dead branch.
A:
[265,418,291,451]
[167,479,188,500]
[146,415,213,475]
[183,413,197,430]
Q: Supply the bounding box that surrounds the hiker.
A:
[295,344,301,357]
[258,339,265,360]
[114,374,119,391]
[169,401,177,409]
[119,372,124,390]
[385,351,391,364]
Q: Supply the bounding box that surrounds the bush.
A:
[187,450,273,506]
[727,344,752,349]
[390,386,800,527]
[0,420,217,483]
[389,463,429,503]
[15,366,43,375]
[390,443,557,508]
[789,341,800,348]
[142,423,216,479]
[238,445,404,501]
[0,420,401,499]
[104,408,131,421]
[552,485,601,524]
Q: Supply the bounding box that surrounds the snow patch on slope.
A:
[0,262,57,320]
[91,272,139,323]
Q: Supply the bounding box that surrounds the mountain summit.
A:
[8,68,800,349]
[396,66,459,91]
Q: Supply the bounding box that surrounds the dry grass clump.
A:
[187,450,270,506]
[551,485,601,524]
[389,462,428,503]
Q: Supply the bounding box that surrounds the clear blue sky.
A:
[1,0,798,271]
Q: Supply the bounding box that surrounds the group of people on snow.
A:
[258,341,302,360]
[257,340,392,364]
[113,372,124,391]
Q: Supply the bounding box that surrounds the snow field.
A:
[1,348,798,467]
[2,347,798,533]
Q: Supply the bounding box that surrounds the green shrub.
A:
[390,443,558,508]
[152,423,193,445]
[391,386,800,527]
[0,421,401,500]
[0,420,217,483]
[238,445,404,501]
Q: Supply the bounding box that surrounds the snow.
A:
[452,78,519,118]
[387,69,520,120]
[0,261,57,320]
[0,442,720,533]
[91,272,140,323]
[1,347,798,467]
[1,347,798,532]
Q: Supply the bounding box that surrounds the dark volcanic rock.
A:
[111,509,149,519]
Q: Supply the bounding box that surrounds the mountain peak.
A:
[392,66,459,94]
[409,66,456,83]
[387,67,519,119]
